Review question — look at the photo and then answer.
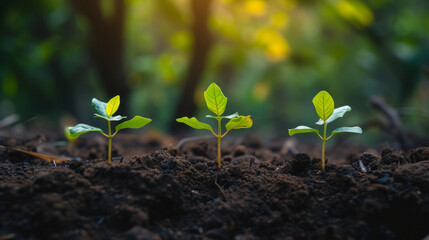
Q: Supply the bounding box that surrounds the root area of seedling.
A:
[0,131,428,239]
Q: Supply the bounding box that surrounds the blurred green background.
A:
[1,0,429,144]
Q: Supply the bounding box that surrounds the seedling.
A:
[288,90,362,171]
[176,83,253,168]
[68,95,151,164]
[64,126,78,153]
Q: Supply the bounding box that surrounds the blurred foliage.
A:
[1,0,429,141]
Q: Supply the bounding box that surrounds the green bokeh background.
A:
[1,0,429,145]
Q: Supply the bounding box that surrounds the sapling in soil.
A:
[69,95,151,164]
[176,83,253,168]
[64,126,78,153]
[288,90,362,171]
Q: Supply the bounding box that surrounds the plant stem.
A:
[67,141,75,156]
[67,142,73,154]
[322,122,327,171]
[108,120,112,164]
[217,118,222,169]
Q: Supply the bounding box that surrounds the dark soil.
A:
[0,133,428,239]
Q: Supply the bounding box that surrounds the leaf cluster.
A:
[289,91,362,140]
[69,96,151,138]
[176,83,252,137]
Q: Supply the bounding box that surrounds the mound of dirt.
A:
[0,135,428,239]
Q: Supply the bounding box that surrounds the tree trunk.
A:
[72,0,129,105]
[170,0,213,132]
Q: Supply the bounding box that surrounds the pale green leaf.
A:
[92,98,107,117]
[225,116,253,131]
[312,90,334,121]
[289,126,320,136]
[94,114,127,121]
[69,124,103,138]
[224,112,239,119]
[331,126,362,136]
[206,112,239,120]
[115,116,152,132]
[106,95,120,117]
[204,83,227,116]
[109,115,127,121]
[176,117,213,131]
[316,105,351,125]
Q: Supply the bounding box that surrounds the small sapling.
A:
[64,126,78,153]
[69,95,151,164]
[288,90,362,171]
[176,83,253,168]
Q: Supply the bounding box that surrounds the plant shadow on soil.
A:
[0,133,429,239]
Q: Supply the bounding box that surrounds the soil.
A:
[0,131,428,240]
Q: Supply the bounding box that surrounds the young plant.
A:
[176,83,253,168]
[64,126,78,153]
[288,90,362,171]
[68,95,151,164]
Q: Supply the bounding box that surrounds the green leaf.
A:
[92,98,108,117]
[289,126,320,136]
[64,127,78,142]
[223,112,239,119]
[312,90,334,122]
[69,124,103,138]
[106,95,120,117]
[110,115,127,121]
[94,114,127,121]
[115,116,152,132]
[204,83,227,116]
[176,117,213,131]
[206,112,239,120]
[316,105,351,125]
[225,116,253,131]
[331,126,362,136]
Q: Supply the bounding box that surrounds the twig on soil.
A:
[176,135,215,149]
[0,145,73,163]
[0,114,19,129]
[280,138,298,155]
[215,172,229,203]
[0,233,15,240]
[369,96,411,151]
[112,156,123,162]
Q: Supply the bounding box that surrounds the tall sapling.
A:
[288,90,362,171]
[176,83,253,168]
[69,95,151,164]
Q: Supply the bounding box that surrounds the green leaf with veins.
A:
[204,83,227,116]
[225,116,253,131]
[206,112,239,120]
[69,124,103,138]
[331,126,362,136]
[176,117,213,131]
[115,116,152,132]
[288,126,320,136]
[312,90,334,122]
[92,98,108,117]
[316,105,351,125]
